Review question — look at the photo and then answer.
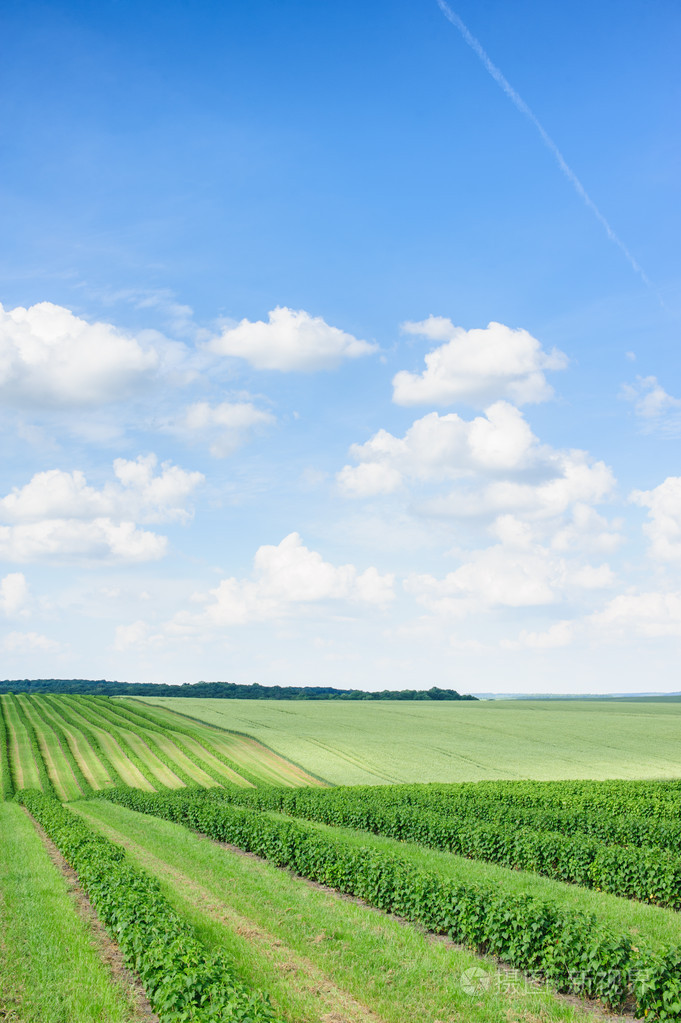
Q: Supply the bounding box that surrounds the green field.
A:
[4,691,681,1022]
[0,693,318,798]
[135,696,681,784]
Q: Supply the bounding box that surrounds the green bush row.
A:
[199,786,681,909]
[18,788,282,1023]
[99,786,681,1021]
[12,695,55,796]
[84,697,234,789]
[43,694,124,787]
[25,696,92,796]
[0,698,14,799]
[215,781,681,857]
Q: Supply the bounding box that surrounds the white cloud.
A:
[176,532,394,628]
[630,476,681,562]
[0,455,203,526]
[174,400,275,457]
[621,376,681,434]
[591,591,681,638]
[2,631,62,653]
[207,307,377,371]
[393,319,567,407]
[0,519,167,563]
[426,450,615,523]
[0,455,202,563]
[338,402,539,497]
[406,521,614,618]
[0,573,29,616]
[114,620,164,651]
[0,301,164,406]
[503,620,575,650]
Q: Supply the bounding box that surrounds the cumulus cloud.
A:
[591,591,681,638]
[114,620,165,651]
[0,455,203,525]
[176,532,394,628]
[621,376,681,435]
[337,404,616,548]
[406,520,614,618]
[630,476,681,562]
[207,307,377,371]
[338,402,539,496]
[0,301,166,406]
[2,631,62,653]
[393,319,567,407]
[502,620,575,650]
[0,573,29,616]
[425,450,615,524]
[0,455,202,563]
[172,400,275,457]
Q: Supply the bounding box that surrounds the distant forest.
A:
[0,679,476,700]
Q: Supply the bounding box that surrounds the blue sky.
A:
[1,0,680,692]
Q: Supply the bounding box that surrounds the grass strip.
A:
[44,694,124,787]
[0,801,139,1023]
[39,695,113,788]
[18,788,282,1023]
[210,784,681,909]
[0,695,15,799]
[28,695,92,796]
[7,692,54,795]
[82,697,217,788]
[75,797,607,1023]
[117,699,262,786]
[63,697,165,791]
[99,786,681,1021]
[18,694,83,801]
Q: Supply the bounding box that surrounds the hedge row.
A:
[43,695,124,787]
[11,695,55,796]
[202,786,681,909]
[27,696,92,796]
[83,697,238,789]
[99,786,681,1021]
[19,789,282,1023]
[0,698,14,799]
[227,781,681,853]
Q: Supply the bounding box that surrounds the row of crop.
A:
[19,788,281,1022]
[213,780,681,855]
[98,786,681,1020]
[43,695,123,787]
[81,697,233,789]
[115,698,261,786]
[200,785,681,909]
[397,778,681,820]
[0,698,14,799]
[27,697,92,795]
[10,694,55,796]
[63,696,185,790]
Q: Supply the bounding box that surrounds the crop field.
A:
[3,694,681,1022]
[136,696,681,784]
[0,692,318,799]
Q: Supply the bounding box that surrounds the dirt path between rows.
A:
[74,812,388,1023]
[22,808,159,1023]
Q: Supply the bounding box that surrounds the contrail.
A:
[436,0,655,293]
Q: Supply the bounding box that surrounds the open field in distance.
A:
[134,697,681,785]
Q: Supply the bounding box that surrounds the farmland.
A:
[2,692,681,1022]
[136,695,681,784]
